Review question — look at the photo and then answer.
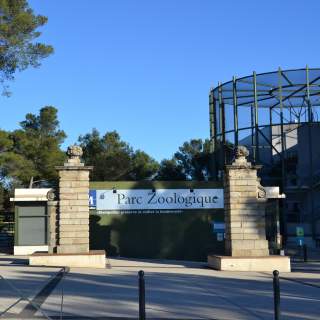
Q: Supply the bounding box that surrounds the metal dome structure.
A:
[209,67,320,162]
[209,67,320,244]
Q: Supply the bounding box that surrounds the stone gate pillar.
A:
[55,145,92,254]
[29,145,105,268]
[208,146,291,272]
[224,146,269,256]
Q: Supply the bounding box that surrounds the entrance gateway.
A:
[89,182,225,261]
[11,145,290,271]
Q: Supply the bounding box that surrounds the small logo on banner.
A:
[89,190,96,208]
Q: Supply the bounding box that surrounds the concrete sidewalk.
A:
[0,256,319,319]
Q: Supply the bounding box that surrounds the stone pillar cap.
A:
[226,145,263,170]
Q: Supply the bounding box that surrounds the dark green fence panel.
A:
[89,210,224,261]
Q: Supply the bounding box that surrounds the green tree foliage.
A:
[79,129,159,181]
[0,106,66,187]
[156,139,211,181]
[0,0,53,95]
[156,158,186,181]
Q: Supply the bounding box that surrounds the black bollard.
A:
[138,270,146,320]
[303,244,308,262]
[273,270,280,320]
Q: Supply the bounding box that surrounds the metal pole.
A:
[222,101,226,165]
[233,76,239,147]
[251,105,255,163]
[209,90,218,179]
[306,65,311,118]
[279,67,285,173]
[218,82,222,138]
[138,270,146,320]
[279,67,287,244]
[269,108,274,166]
[218,82,226,165]
[273,270,281,320]
[303,244,308,262]
[253,71,260,163]
[213,95,218,151]
[209,89,214,178]
[213,95,219,179]
[306,65,315,240]
[60,268,66,320]
[209,89,214,153]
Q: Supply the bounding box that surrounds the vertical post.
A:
[213,95,218,178]
[251,106,255,163]
[306,65,315,240]
[278,67,286,189]
[279,68,287,244]
[218,82,223,138]
[253,71,260,163]
[47,198,58,254]
[269,108,274,166]
[138,270,146,320]
[306,65,311,121]
[218,83,226,165]
[222,101,226,164]
[273,270,280,320]
[233,76,239,147]
[275,200,282,251]
[209,90,218,180]
[213,95,218,153]
[278,71,286,187]
[209,89,214,152]
[60,267,66,320]
[303,244,308,262]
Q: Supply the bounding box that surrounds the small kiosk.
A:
[11,189,52,255]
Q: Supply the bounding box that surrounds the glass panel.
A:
[281,69,305,85]
[308,69,320,84]
[18,205,46,217]
[18,216,47,245]
[256,71,279,88]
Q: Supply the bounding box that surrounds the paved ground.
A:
[0,256,319,319]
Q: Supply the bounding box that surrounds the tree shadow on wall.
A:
[109,212,223,261]
[179,216,224,260]
[110,214,163,259]
[89,215,118,256]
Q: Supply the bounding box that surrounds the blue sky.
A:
[1,0,320,161]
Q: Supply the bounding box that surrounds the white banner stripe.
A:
[95,189,224,211]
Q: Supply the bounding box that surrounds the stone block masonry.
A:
[55,145,93,255]
[29,145,105,269]
[224,146,269,257]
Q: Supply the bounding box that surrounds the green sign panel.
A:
[296,226,304,237]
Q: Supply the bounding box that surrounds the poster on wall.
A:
[90,188,224,214]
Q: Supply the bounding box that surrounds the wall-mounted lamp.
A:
[152,188,156,193]
[190,188,194,193]
[112,188,117,194]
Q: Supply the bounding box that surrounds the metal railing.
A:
[0,267,69,319]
